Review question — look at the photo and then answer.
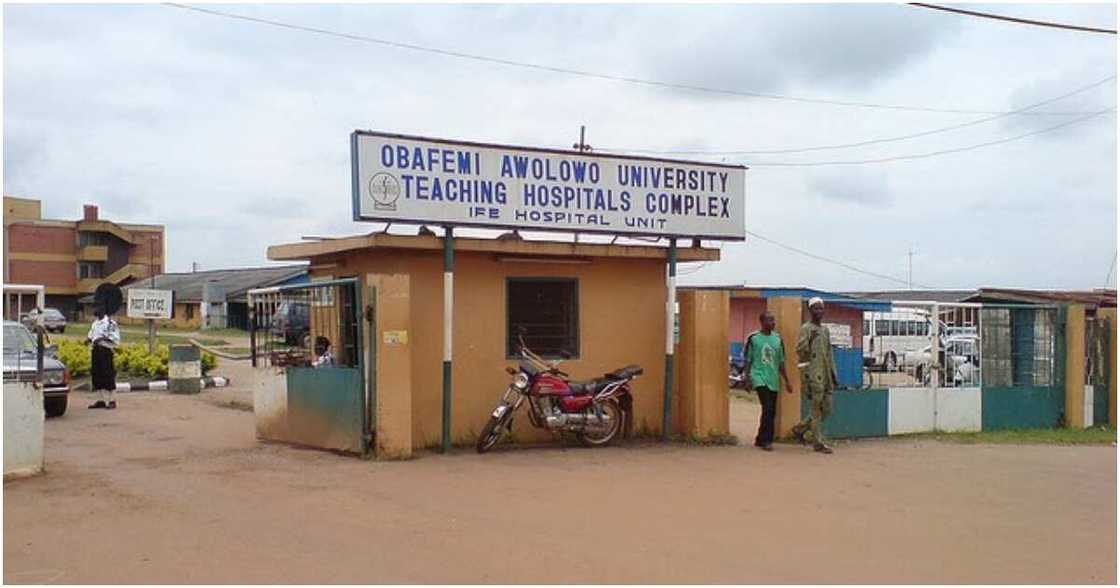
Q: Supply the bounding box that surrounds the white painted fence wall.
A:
[4,382,44,477]
[887,387,982,435]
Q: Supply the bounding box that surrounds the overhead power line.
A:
[600,76,1116,156]
[745,229,935,289]
[741,106,1114,167]
[165,2,1102,116]
[910,3,1117,35]
[1106,251,1117,288]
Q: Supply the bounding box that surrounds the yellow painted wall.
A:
[3,196,41,221]
[367,274,413,459]
[1065,304,1087,428]
[318,247,668,449]
[675,289,730,437]
[769,296,804,438]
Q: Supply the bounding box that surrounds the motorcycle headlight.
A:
[513,372,530,390]
[44,370,65,386]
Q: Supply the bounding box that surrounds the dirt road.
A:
[5,384,1115,584]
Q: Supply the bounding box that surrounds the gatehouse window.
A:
[506,278,579,359]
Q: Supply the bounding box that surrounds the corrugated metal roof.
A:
[847,290,977,303]
[81,265,308,304]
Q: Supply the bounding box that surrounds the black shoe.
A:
[88,401,107,409]
[758,444,774,452]
[106,401,117,410]
[814,443,833,454]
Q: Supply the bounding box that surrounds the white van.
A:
[862,309,932,371]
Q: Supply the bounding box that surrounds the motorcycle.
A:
[728,353,747,389]
[476,334,642,453]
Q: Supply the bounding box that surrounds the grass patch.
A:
[906,426,1116,446]
[190,337,231,347]
[215,347,252,356]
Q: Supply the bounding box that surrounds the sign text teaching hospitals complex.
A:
[352,131,746,240]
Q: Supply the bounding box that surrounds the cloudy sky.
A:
[4,3,1116,291]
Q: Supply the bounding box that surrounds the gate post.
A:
[769,296,803,438]
[1064,303,1087,428]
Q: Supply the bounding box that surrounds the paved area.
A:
[4,382,1115,584]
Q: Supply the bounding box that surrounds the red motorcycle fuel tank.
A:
[559,395,593,412]
[532,373,571,396]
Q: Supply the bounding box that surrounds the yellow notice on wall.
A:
[382,330,409,345]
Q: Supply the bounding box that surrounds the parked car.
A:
[3,321,70,417]
[902,335,979,387]
[21,307,67,333]
[270,301,310,347]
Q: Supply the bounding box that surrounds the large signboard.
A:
[126,288,173,320]
[351,131,746,240]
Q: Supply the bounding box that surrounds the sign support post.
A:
[442,226,454,453]
[662,238,677,441]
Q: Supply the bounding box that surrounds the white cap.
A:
[807,296,825,308]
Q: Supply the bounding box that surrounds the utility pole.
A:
[908,248,915,290]
[148,235,157,353]
[572,126,592,245]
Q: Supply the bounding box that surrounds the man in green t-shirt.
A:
[743,311,791,451]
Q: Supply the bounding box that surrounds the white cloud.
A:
[3,3,1116,289]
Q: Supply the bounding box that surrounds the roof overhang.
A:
[268,233,720,263]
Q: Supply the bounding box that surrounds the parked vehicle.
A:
[270,301,310,346]
[476,334,640,453]
[729,353,747,389]
[21,307,67,333]
[902,335,980,387]
[863,309,933,371]
[2,321,70,417]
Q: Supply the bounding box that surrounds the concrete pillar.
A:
[769,296,803,438]
[674,289,730,438]
[1064,304,1087,428]
[168,345,202,394]
[1100,308,1118,426]
[367,273,412,459]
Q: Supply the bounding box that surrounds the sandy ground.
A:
[4,372,1116,584]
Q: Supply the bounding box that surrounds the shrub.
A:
[57,339,91,377]
[56,341,217,380]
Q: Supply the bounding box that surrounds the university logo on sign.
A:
[369,172,401,211]
[351,131,747,240]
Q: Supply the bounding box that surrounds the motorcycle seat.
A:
[606,365,643,380]
[568,378,608,395]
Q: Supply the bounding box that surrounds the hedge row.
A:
[57,340,216,379]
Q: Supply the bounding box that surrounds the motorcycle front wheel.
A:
[476,410,511,454]
[577,400,623,447]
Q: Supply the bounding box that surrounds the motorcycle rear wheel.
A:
[476,412,510,454]
[577,400,623,447]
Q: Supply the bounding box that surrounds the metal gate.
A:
[248,279,368,455]
[1086,315,1111,426]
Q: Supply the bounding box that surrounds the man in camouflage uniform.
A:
[792,297,838,454]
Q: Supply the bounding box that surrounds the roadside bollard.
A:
[168,345,202,394]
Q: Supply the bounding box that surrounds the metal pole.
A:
[442,226,454,453]
[662,238,677,441]
[148,236,156,353]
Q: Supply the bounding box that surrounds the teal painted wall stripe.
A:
[980,386,1064,430]
[799,388,889,439]
[1093,384,1109,426]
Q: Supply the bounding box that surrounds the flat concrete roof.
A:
[268,233,720,263]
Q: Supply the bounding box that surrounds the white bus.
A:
[862,309,932,371]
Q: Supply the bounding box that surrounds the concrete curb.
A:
[76,377,231,393]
